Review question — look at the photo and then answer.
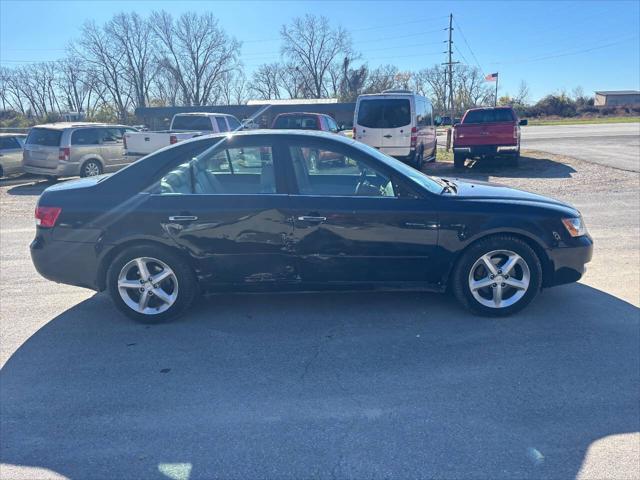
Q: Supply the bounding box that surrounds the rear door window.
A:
[171,115,214,131]
[100,128,124,143]
[0,137,21,149]
[71,128,101,145]
[215,117,229,132]
[357,99,411,128]
[273,115,319,129]
[25,128,62,147]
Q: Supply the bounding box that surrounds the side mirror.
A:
[519,119,528,126]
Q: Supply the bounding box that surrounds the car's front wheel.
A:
[452,235,542,316]
[107,244,198,323]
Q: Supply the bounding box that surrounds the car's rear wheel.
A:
[452,235,542,316]
[107,244,198,323]
[415,147,424,170]
[81,159,102,177]
[454,152,465,169]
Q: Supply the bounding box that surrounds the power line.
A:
[452,17,484,73]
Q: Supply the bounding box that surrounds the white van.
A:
[353,90,437,169]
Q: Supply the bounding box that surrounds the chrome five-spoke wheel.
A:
[468,249,530,309]
[117,257,179,315]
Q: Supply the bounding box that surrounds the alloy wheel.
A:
[117,257,179,315]
[84,162,101,177]
[468,249,530,309]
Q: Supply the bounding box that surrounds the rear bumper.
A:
[545,235,594,287]
[30,234,100,290]
[454,145,519,156]
[381,147,412,157]
[23,161,79,177]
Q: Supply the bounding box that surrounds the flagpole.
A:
[495,73,499,107]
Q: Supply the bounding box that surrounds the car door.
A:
[379,96,413,153]
[0,136,24,175]
[142,135,296,286]
[283,136,441,286]
[99,127,127,170]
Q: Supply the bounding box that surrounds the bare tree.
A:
[151,10,241,106]
[454,65,492,111]
[280,15,352,99]
[364,64,399,93]
[107,12,158,109]
[249,63,282,100]
[72,21,132,121]
[277,63,307,99]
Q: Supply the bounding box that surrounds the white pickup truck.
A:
[124,112,242,160]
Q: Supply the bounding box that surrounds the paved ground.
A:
[521,123,640,172]
[1,151,639,479]
[437,122,640,172]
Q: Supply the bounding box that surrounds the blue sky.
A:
[1,0,639,101]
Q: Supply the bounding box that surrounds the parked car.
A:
[124,113,242,161]
[354,90,437,170]
[452,106,528,168]
[435,116,461,126]
[272,112,342,134]
[272,112,347,168]
[30,130,592,323]
[22,123,138,179]
[0,133,26,178]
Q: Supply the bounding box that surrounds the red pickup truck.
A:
[452,107,527,168]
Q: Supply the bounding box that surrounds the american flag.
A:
[485,72,498,82]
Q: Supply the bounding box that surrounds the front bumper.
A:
[545,235,594,287]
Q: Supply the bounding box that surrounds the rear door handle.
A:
[297,216,327,223]
[383,134,393,138]
[168,215,198,222]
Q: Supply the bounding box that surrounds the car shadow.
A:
[424,153,577,182]
[1,284,638,479]
[4,177,61,196]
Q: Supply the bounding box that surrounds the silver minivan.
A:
[0,133,26,178]
[23,123,138,178]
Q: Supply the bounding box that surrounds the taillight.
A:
[169,135,178,145]
[35,206,62,228]
[123,134,128,150]
[58,147,70,161]
[410,127,417,148]
[514,126,519,139]
[352,127,356,138]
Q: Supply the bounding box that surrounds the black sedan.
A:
[30,130,593,322]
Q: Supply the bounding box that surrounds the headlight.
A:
[562,217,587,237]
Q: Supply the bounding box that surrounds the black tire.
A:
[509,150,520,167]
[0,165,4,178]
[451,235,542,317]
[80,159,103,178]
[107,244,199,323]
[454,153,465,169]
[415,147,424,170]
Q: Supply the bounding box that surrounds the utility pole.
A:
[443,13,459,150]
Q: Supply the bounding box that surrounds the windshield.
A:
[357,98,411,128]
[171,115,214,131]
[352,141,445,194]
[25,128,62,147]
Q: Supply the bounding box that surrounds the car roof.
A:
[181,128,356,146]
[32,122,129,130]
[174,112,236,117]
[0,132,26,137]
[465,106,514,112]
[274,112,328,117]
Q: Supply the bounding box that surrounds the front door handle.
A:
[168,215,198,222]
[297,216,327,223]
[383,134,393,138]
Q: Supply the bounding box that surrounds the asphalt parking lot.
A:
[1,150,639,479]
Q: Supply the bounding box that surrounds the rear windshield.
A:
[357,99,411,129]
[273,115,319,129]
[463,109,515,124]
[171,115,213,131]
[26,128,62,147]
